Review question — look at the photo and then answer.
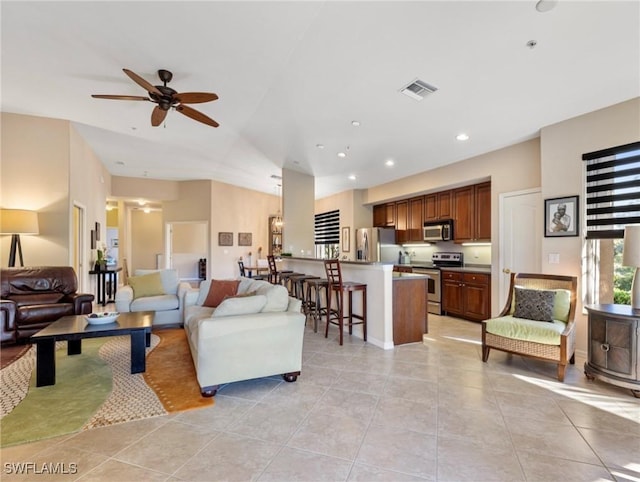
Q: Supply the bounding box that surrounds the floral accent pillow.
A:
[513,287,556,322]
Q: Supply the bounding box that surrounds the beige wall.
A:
[283,169,314,256]
[540,97,640,355]
[111,176,179,202]
[130,210,163,271]
[210,180,280,279]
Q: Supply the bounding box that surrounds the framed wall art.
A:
[342,226,350,252]
[218,232,233,246]
[238,232,252,246]
[544,195,579,237]
[95,222,101,241]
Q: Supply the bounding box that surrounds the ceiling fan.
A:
[92,68,219,127]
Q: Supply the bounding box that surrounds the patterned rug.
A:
[0,329,212,447]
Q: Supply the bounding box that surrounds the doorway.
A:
[72,203,86,291]
[499,188,542,308]
[165,221,208,284]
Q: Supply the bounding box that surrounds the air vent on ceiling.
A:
[270,174,282,180]
[400,79,438,101]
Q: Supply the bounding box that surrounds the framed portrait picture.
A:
[342,226,350,252]
[545,195,579,237]
[218,232,233,246]
[238,232,252,246]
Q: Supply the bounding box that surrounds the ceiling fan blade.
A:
[176,105,219,127]
[123,68,163,96]
[174,92,219,104]
[151,106,168,127]
[91,94,150,101]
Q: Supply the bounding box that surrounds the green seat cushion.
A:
[485,315,567,345]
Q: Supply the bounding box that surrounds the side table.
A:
[89,266,122,306]
[584,304,640,398]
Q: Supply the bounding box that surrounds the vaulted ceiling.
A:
[2,1,638,199]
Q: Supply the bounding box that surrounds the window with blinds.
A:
[314,210,340,245]
[583,141,640,239]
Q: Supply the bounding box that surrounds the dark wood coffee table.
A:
[30,311,154,387]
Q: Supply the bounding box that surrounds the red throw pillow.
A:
[203,279,240,308]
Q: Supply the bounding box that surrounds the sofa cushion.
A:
[238,278,289,312]
[203,279,240,308]
[486,315,567,345]
[128,272,165,299]
[212,295,267,317]
[184,305,215,327]
[513,287,555,322]
[130,294,179,312]
[134,269,179,295]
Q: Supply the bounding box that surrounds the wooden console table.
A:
[89,266,122,306]
[584,304,640,398]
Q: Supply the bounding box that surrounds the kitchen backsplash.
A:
[381,242,491,266]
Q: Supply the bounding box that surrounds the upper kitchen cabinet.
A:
[452,181,491,242]
[395,200,409,244]
[424,191,452,222]
[373,203,396,227]
[408,197,424,242]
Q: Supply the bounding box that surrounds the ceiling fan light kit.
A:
[91,68,219,127]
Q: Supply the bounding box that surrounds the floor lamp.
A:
[623,224,640,311]
[0,209,40,267]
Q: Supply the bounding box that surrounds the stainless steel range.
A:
[413,252,464,315]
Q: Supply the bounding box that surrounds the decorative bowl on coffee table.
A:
[85,312,119,325]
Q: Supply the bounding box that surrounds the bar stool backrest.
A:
[238,260,247,277]
[324,259,343,290]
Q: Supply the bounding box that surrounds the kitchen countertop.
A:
[400,264,492,274]
[392,272,429,280]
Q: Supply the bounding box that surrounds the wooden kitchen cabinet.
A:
[442,270,491,322]
[395,200,409,243]
[424,191,452,222]
[408,196,424,242]
[393,275,428,345]
[373,203,396,227]
[452,182,491,242]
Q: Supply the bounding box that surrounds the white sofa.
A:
[183,277,306,396]
[115,269,191,326]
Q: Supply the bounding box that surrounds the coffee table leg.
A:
[68,339,82,355]
[36,339,55,387]
[146,329,151,347]
[130,330,146,374]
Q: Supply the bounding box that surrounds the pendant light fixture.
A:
[273,184,283,229]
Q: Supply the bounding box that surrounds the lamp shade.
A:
[0,209,39,235]
[623,224,640,268]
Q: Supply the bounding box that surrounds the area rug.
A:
[0,329,212,447]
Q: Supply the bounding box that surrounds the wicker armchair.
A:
[481,273,578,381]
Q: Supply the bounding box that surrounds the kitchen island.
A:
[281,257,428,348]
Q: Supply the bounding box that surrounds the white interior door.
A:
[499,189,542,308]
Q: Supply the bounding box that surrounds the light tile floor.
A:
[2,315,639,481]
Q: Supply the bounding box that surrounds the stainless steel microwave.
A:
[423,220,453,242]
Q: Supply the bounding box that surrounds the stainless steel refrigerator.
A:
[355,227,396,262]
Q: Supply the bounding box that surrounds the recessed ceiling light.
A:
[143,207,151,214]
[348,174,356,180]
[137,199,146,206]
[316,144,324,149]
[526,40,537,49]
[385,160,395,167]
[535,0,557,13]
[351,120,360,127]
[456,133,470,141]
[337,152,347,158]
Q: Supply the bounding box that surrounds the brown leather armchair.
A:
[1,266,94,344]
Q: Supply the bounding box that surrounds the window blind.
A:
[314,210,340,245]
[583,141,640,239]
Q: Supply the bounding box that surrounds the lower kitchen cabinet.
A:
[442,270,491,322]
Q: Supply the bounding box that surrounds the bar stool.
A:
[323,259,367,345]
[267,254,293,284]
[305,278,329,332]
[289,274,319,300]
[238,260,266,280]
[279,271,304,294]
